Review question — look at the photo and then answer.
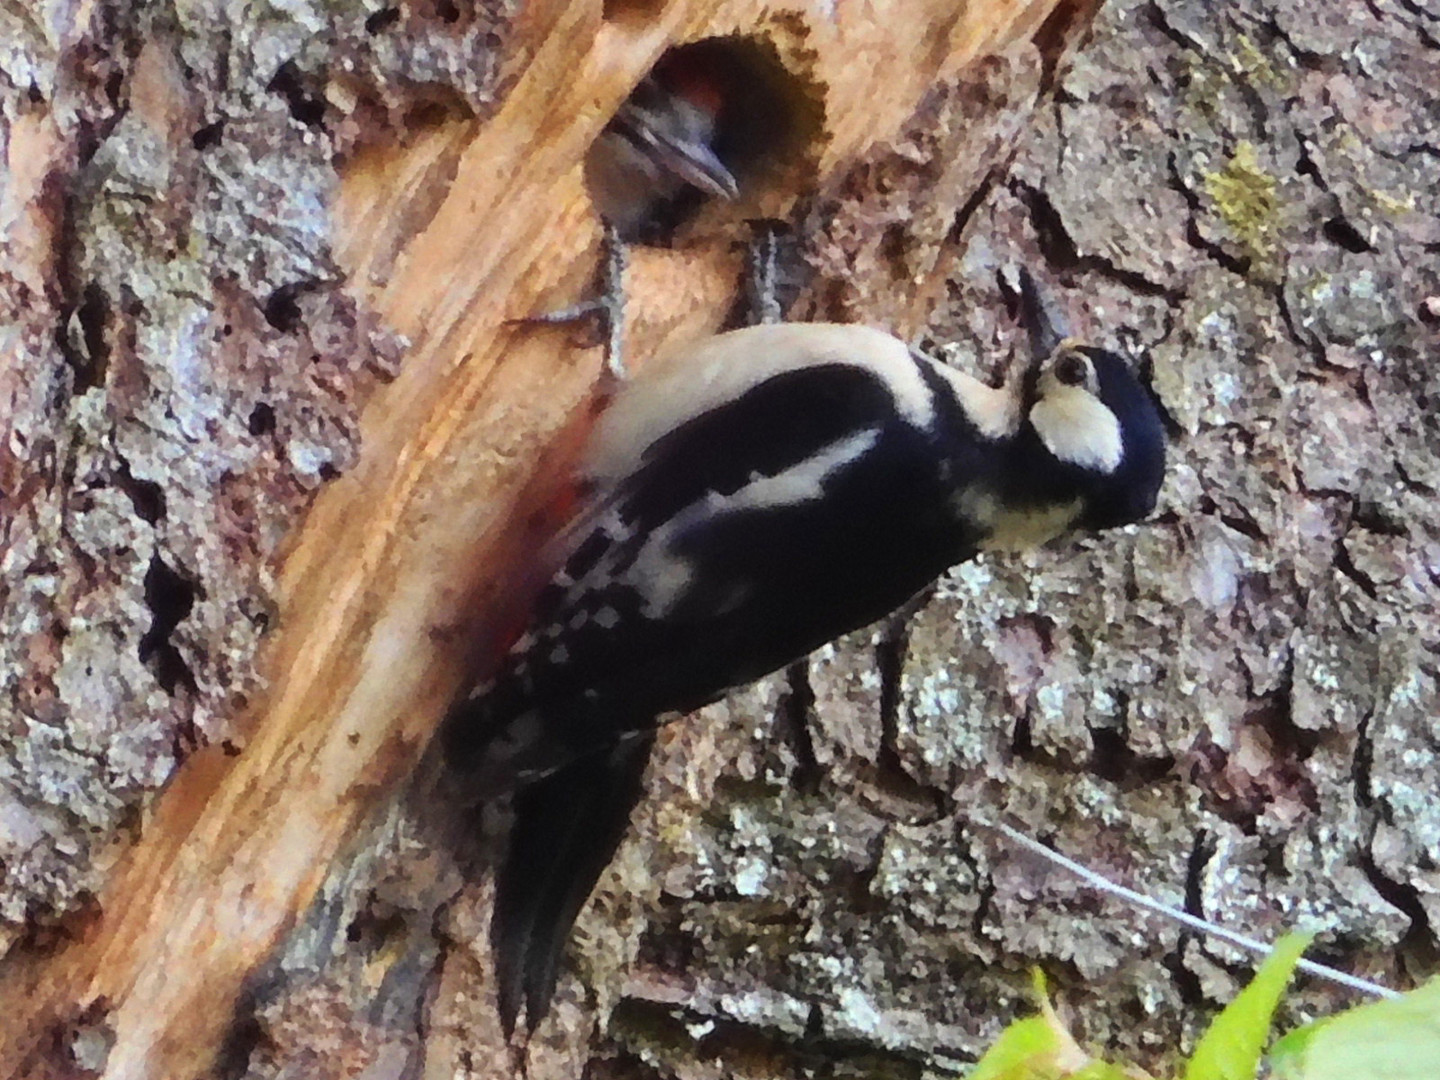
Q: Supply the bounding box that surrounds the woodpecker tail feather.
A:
[492,730,657,1036]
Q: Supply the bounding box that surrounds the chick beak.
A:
[1015,266,1070,365]
[648,130,740,201]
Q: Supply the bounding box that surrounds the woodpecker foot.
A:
[745,220,784,326]
[511,222,629,382]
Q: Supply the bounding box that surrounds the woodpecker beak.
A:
[648,130,740,201]
[1015,266,1071,364]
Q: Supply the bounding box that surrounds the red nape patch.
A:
[653,52,728,119]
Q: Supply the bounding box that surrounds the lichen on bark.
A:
[565,0,1440,1072]
[3,0,1438,1076]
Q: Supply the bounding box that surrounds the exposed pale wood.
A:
[0,1,1081,1076]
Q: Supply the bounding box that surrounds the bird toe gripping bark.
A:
[746,220,784,327]
[510,220,630,382]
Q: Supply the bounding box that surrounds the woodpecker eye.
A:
[1053,351,1092,389]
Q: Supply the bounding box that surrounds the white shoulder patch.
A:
[628,429,880,619]
[722,428,879,512]
[1028,379,1123,474]
[584,323,928,487]
[922,358,1021,441]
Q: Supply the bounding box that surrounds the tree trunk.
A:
[1,0,1436,1077]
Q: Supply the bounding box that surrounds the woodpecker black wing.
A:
[492,730,656,1035]
[611,360,901,532]
[441,329,1000,794]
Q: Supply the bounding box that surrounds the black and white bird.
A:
[586,54,740,241]
[442,273,1168,1034]
[521,54,742,368]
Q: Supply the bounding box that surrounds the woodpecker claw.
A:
[746,221,783,326]
[510,222,629,382]
[598,221,628,380]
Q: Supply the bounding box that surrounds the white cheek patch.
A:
[1029,380,1124,473]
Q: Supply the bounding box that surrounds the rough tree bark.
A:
[1,0,1436,1078]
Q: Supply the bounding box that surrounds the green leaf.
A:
[1071,1063,1140,1080]
[971,1016,1065,1080]
[970,972,1142,1080]
[1184,933,1313,1080]
[1270,978,1440,1080]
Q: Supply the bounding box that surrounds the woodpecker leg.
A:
[745,220,783,327]
[597,220,627,380]
[512,221,629,382]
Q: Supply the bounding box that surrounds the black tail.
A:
[492,730,658,1035]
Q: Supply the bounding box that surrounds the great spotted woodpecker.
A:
[519,55,741,369]
[586,53,740,241]
[442,272,1168,1034]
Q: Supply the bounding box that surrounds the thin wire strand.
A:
[979,818,1402,1001]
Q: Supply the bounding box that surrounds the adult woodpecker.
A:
[443,273,1168,1035]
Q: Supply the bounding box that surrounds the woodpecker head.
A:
[623,61,739,200]
[1014,269,1167,531]
[587,56,740,239]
